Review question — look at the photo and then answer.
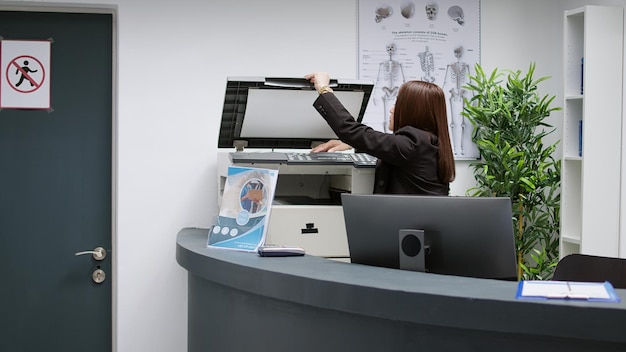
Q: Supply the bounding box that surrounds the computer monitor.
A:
[341,194,518,280]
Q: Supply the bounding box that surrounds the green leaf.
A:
[463,62,561,281]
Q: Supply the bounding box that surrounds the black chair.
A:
[552,253,626,289]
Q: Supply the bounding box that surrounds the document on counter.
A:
[208,166,278,252]
[516,280,620,302]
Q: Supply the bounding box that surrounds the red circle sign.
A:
[5,55,46,93]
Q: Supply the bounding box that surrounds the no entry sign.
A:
[1,39,51,109]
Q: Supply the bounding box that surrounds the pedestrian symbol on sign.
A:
[8,55,45,93]
[16,59,38,87]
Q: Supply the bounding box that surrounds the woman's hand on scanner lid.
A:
[311,140,353,153]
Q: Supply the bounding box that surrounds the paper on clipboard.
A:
[516,281,620,302]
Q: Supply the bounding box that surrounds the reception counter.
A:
[176,227,626,351]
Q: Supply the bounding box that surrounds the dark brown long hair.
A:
[393,80,455,182]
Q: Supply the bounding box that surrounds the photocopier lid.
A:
[217,77,374,150]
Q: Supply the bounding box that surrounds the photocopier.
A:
[216,76,375,259]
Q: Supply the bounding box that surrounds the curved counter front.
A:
[176,227,626,352]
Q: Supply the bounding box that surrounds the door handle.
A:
[75,246,107,261]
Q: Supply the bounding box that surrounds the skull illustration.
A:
[425,3,438,21]
[375,4,393,23]
[448,5,465,25]
[401,0,415,19]
[386,43,397,56]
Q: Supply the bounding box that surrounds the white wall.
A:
[3,0,625,351]
[113,2,363,350]
[480,0,564,158]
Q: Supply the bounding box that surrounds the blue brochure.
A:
[516,280,620,302]
[208,166,278,252]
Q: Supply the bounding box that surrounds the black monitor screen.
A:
[341,194,517,280]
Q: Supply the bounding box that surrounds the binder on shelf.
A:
[578,120,583,157]
[580,57,584,95]
[516,280,620,302]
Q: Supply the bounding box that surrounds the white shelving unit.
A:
[560,6,624,258]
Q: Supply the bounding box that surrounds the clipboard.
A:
[516,280,621,302]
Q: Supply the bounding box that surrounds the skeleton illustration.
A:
[443,46,470,156]
[375,4,393,23]
[401,0,415,19]
[417,46,436,83]
[425,2,438,20]
[448,5,465,25]
[375,43,405,133]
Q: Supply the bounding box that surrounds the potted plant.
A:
[462,62,561,280]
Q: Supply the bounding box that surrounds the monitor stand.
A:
[399,229,431,272]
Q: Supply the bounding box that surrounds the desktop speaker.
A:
[399,229,427,272]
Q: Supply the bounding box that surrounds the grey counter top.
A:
[177,227,626,350]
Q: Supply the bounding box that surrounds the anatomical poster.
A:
[358,0,480,159]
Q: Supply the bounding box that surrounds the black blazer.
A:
[313,93,449,195]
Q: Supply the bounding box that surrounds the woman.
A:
[304,72,455,195]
